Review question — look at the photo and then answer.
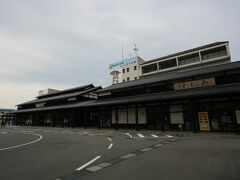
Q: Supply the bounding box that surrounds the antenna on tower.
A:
[133,44,139,56]
[121,43,124,60]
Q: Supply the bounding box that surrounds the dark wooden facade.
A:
[10,62,240,133]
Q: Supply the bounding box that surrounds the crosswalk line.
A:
[151,134,159,138]
[137,133,145,138]
[125,133,133,138]
[166,135,174,138]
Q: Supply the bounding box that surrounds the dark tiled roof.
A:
[142,41,228,65]
[90,83,240,107]
[98,61,240,93]
[17,86,101,106]
[37,84,94,99]
[12,83,240,113]
[13,100,95,113]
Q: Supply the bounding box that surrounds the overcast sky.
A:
[0,0,240,109]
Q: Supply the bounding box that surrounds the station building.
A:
[11,41,240,133]
[14,84,102,127]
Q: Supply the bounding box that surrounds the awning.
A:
[12,83,240,113]
[13,100,96,113]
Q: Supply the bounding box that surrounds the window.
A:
[142,63,158,74]
[122,69,125,73]
[134,66,137,70]
[127,68,129,72]
[127,77,130,81]
[201,46,227,61]
[178,53,200,66]
[158,58,177,70]
[134,77,137,80]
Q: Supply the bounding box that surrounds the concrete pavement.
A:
[0,126,239,180]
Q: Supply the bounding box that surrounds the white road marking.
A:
[107,137,112,141]
[141,148,152,152]
[166,135,174,138]
[0,133,43,151]
[108,143,113,149]
[151,134,159,138]
[121,153,136,159]
[125,133,133,138]
[89,132,112,136]
[76,156,101,171]
[97,162,111,168]
[137,133,145,138]
[87,165,102,172]
[2,132,7,134]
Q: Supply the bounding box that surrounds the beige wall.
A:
[109,57,145,84]
[122,59,145,81]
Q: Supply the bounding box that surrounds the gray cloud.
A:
[0,0,240,108]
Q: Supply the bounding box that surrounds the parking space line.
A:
[151,134,158,138]
[96,162,112,168]
[166,135,174,138]
[87,165,102,172]
[108,143,113,149]
[154,144,163,147]
[121,153,136,159]
[125,133,133,138]
[107,137,112,141]
[141,148,152,152]
[76,156,101,171]
[137,133,145,138]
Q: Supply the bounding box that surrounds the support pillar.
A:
[98,108,101,130]
[135,104,139,131]
[190,99,198,133]
[115,107,118,130]
[83,109,87,129]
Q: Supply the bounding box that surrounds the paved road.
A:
[0,126,239,180]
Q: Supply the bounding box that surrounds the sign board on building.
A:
[35,102,46,108]
[109,56,137,70]
[68,97,77,101]
[174,78,216,90]
[235,110,240,124]
[198,112,211,131]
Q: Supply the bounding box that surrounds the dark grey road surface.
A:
[0,126,239,180]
